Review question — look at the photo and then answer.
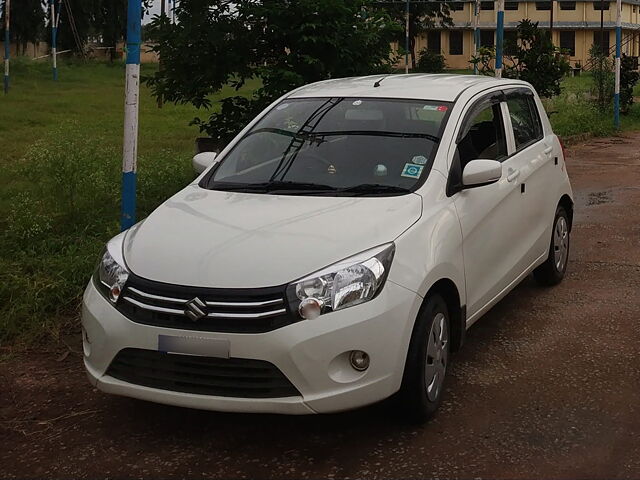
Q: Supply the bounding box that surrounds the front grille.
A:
[113,273,298,333]
[107,348,301,398]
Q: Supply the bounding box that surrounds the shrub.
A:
[589,45,615,112]
[0,125,193,344]
[620,54,640,114]
[416,48,447,73]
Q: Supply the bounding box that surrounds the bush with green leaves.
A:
[416,48,447,73]
[621,54,640,114]
[0,126,193,344]
[589,44,615,112]
[470,20,570,98]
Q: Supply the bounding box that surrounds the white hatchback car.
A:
[83,74,573,422]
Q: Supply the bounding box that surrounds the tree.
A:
[92,0,153,61]
[0,0,45,55]
[503,20,570,97]
[620,53,640,114]
[145,0,400,147]
[470,20,570,98]
[382,2,452,69]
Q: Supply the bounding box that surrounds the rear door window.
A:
[505,90,544,152]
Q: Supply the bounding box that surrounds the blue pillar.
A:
[3,0,9,94]
[495,0,504,78]
[50,0,57,81]
[121,0,142,231]
[474,0,480,74]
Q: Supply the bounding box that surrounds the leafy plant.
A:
[416,48,446,73]
[589,44,614,112]
[620,54,640,114]
[470,20,570,98]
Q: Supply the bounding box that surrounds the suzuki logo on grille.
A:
[184,297,207,322]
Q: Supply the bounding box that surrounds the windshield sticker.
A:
[401,163,424,179]
[352,99,363,106]
[422,105,449,112]
[276,103,289,110]
[411,155,428,165]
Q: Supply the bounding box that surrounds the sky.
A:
[144,1,163,24]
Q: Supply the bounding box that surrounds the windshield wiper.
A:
[337,184,413,195]
[211,181,337,194]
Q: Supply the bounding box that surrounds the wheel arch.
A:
[422,278,466,353]
[559,194,574,231]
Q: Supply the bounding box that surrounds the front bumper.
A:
[82,279,422,414]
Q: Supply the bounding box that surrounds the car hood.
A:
[123,185,422,288]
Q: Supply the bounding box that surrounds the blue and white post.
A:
[495,0,505,78]
[3,0,9,94]
[614,0,622,129]
[405,0,410,74]
[49,0,57,81]
[473,0,480,74]
[121,0,142,231]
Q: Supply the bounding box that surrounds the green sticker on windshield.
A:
[401,163,424,179]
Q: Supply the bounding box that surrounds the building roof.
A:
[288,74,527,102]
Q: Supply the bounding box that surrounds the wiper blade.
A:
[337,184,412,195]
[211,181,337,194]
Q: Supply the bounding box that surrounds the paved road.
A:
[2,135,640,479]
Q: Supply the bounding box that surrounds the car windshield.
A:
[201,97,452,196]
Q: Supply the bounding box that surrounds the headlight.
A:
[287,243,395,319]
[94,234,129,303]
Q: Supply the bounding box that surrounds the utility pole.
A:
[50,0,58,81]
[600,0,605,54]
[614,0,621,128]
[121,0,142,231]
[157,0,165,108]
[473,0,480,74]
[549,0,554,41]
[405,0,410,73]
[495,0,505,78]
[3,0,9,94]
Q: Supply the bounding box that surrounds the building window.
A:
[504,30,518,55]
[480,30,495,47]
[559,1,576,10]
[633,5,637,12]
[450,2,464,11]
[481,1,495,11]
[560,31,576,56]
[536,1,552,10]
[449,30,463,55]
[428,30,442,54]
[593,1,610,10]
[593,31,610,54]
[505,2,519,10]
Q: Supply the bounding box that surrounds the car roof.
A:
[287,74,531,102]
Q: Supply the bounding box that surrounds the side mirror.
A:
[462,159,502,188]
[192,152,218,174]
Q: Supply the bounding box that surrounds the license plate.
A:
[158,335,230,358]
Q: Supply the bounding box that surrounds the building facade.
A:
[400,0,640,70]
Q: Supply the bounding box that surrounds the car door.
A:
[449,91,524,321]
[502,88,556,271]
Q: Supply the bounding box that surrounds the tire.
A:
[398,294,450,424]
[533,206,570,286]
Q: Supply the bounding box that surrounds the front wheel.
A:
[533,206,570,286]
[398,294,450,424]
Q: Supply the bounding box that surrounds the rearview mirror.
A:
[462,159,502,188]
[193,152,218,174]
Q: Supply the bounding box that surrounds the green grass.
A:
[0,59,259,346]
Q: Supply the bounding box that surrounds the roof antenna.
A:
[373,76,388,88]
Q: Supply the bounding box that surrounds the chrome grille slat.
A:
[114,273,298,333]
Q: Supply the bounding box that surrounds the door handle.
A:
[507,168,520,182]
[543,145,553,155]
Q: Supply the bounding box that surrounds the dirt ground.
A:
[2,134,640,480]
